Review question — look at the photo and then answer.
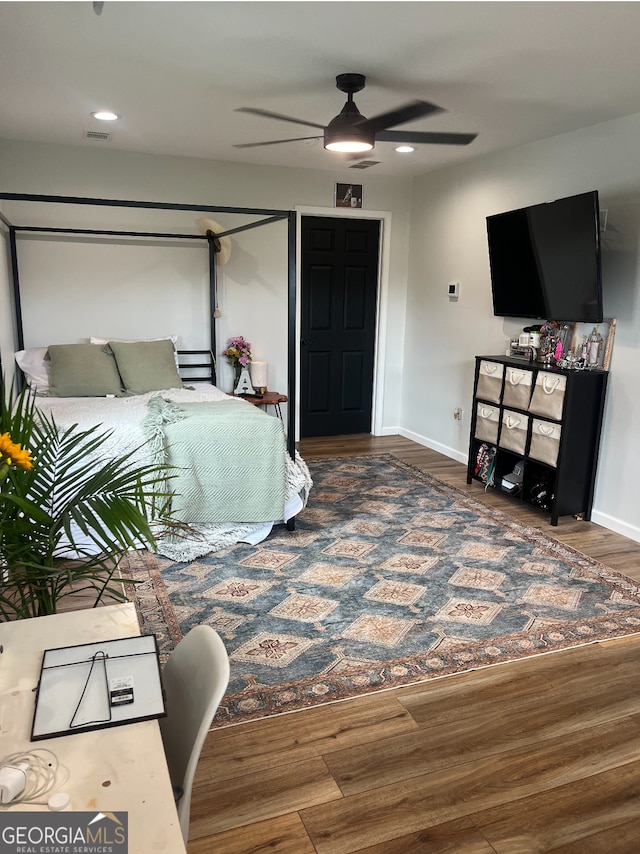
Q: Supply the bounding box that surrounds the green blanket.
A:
[143,396,287,524]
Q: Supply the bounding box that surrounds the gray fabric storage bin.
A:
[502,366,533,410]
[529,372,566,421]
[529,418,562,467]
[474,403,500,444]
[476,360,504,404]
[499,409,529,455]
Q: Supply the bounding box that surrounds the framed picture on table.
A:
[335,183,363,209]
[570,318,617,370]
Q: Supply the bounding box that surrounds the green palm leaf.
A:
[1,381,175,620]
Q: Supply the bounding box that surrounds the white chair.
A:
[159,625,230,842]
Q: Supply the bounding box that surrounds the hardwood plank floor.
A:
[187,435,640,853]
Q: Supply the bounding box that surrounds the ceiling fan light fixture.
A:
[324,97,375,152]
[91,110,120,122]
[325,137,374,153]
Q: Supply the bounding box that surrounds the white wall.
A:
[403,111,640,542]
[0,140,413,428]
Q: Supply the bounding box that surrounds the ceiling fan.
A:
[234,73,477,154]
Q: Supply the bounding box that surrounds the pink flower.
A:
[223,336,252,366]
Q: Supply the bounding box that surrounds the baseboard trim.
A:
[398,428,468,465]
[376,425,401,437]
[590,509,640,544]
[396,429,640,544]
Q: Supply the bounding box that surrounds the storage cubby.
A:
[495,450,524,494]
[467,356,608,525]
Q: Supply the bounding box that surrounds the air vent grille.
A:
[84,130,112,141]
[349,160,380,169]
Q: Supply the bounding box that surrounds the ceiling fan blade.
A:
[234,135,322,149]
[236,107,325,131]
[358,100,444,133]
[377,129,478,146]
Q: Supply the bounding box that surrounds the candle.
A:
[250,361,268,391]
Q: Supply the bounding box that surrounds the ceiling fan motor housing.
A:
[324,99,375,150]
[335,73,366,95]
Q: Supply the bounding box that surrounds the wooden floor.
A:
[187,435,640,854]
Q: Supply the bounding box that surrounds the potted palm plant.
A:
[0,381,173,620]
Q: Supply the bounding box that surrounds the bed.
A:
[3,191,307,562]
[17,337,312,562]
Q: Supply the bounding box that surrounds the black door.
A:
[300,216,380,437]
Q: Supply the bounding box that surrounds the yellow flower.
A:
[0,431,34,471]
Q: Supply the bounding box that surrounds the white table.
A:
[0,603,186,853]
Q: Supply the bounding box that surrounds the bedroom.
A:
[2,2,640,851]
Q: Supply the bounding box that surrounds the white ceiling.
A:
[2,1,640,178]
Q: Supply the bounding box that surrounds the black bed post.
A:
[285,210,297,532]
[286,211,296,461]
[9,228,24,349]
[207,232,218,385]
[9,227,25,391]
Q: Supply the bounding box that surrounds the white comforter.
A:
[35,386,312,561]
[35,384,231,466]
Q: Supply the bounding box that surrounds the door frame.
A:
[295,204,392,440]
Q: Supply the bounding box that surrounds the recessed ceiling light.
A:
[395,145,415,154]
[91,110,120,122]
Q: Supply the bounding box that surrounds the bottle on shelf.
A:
[581,335,589,364]
[586,326,603,367]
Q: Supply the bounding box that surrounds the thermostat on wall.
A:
[448,281,459,299]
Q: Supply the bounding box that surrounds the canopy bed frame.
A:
[0,192,307,556]
[0,191,298,460]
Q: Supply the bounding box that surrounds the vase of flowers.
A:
[223,336,252,390]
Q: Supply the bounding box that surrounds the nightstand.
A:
[233,391,288,419]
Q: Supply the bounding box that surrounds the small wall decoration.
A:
[335,183,363,209]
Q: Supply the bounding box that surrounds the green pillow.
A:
[108,339,183,394]
[47,343,123,397]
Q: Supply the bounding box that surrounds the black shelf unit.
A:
[466,355,608,525]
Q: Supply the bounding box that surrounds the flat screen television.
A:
[486,190,603,322]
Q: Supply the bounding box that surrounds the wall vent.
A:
[84,130,112,141]
[349,160,380,169]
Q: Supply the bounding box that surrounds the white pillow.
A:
[90,336,180,368]
[14,347,50,393]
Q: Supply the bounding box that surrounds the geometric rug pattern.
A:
[124,454,640,728]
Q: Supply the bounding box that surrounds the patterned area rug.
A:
[123,453,640,728]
